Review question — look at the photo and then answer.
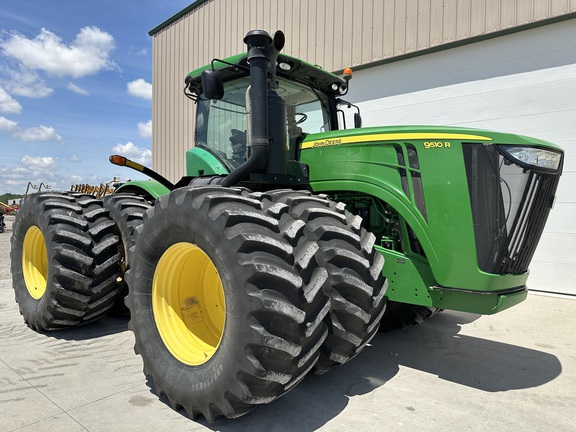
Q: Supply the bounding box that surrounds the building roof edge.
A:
[149,0,210,36]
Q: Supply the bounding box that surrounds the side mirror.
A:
[201,69,224,100]
[354,112,362,129]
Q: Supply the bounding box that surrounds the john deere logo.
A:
[312,139,343,147]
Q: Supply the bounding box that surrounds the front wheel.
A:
[259,190,387,374]
[126,187,329,421]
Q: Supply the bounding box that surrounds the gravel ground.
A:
[0,215,14,280]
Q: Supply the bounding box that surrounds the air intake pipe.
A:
[221,30,286,186]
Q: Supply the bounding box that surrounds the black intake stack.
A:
[221,30,290,187]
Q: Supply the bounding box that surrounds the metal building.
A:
[149,0,576,295]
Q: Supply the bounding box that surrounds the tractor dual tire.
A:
[10,192,121,331]
[101,193,152,314]
[125,187,330,422]
[259,190,387,374]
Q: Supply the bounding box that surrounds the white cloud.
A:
[0,161,59,193]
[112,142,151,166]
[138,120,152,138]
[2,67,54,98]
[0,87,21,113]
[0,27,116,78]
[67,82,89,96]
[0,116,19,133]
[14,125,62,142]
[67,154,80,162]
[0,116,62,142]
[127,79,152,100]
[20,155,58,170]
[0,156,124,194]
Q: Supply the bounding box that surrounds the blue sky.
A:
[0,1,194,194]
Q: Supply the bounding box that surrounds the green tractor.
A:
[11,30,563,422]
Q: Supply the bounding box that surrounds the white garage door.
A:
[348,19,576,296]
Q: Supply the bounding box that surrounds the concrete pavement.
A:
[1,216,575,431]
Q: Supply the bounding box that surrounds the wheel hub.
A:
[22,226,48,300]
[152,242,226,365]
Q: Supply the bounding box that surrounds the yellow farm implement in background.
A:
[69,178,120,198]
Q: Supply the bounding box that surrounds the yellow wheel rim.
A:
[22,226,48,300]
[152,242,226,366]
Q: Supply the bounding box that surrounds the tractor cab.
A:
[184,52,357,179]
[193,73,332,169]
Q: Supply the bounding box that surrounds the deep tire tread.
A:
[10,191,121,330]
[100,193,153,314]
[126,187,330,422]
[260,190,387,374]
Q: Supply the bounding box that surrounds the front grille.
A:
[463,144,562,275]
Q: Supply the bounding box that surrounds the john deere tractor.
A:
[11,30,563,422]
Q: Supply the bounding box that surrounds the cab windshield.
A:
[195,76,332,168]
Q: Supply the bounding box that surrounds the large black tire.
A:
[101,193,152,314]
[125,187,329,422]
[0,214,5,233]
[10,192,121,331]
[259,190,387,374]
[379,302,442,332]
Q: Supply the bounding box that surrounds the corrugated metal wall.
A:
[151,0,576,180]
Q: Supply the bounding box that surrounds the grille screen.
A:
[463,144,561,275]
[396,144,427,221]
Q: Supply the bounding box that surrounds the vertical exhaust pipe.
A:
[221,30,287,187]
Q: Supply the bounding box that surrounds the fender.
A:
[115,180,170,200]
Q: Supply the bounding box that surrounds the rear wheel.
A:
[10,192,121,331]
[101,193,152,314]
[259,190,387,374]
[126,187,329,421]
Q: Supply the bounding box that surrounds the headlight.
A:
[278,61,292,71]
[498,145,562,172]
